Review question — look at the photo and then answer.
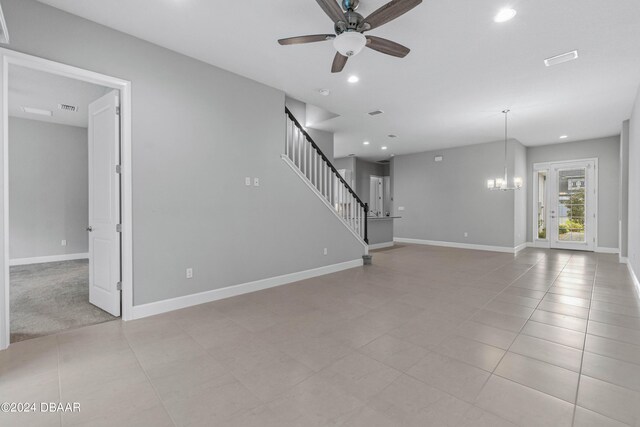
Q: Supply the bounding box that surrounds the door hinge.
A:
[116,106,121,115]
[115,165,122,174]
[116,282,122,291]
[116,224,122,233]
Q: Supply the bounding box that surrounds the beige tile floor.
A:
[1,244,639,426]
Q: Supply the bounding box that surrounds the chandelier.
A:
[487,109,523,191]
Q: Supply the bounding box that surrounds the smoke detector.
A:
[58,104,79,112]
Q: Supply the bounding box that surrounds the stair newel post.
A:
[364,203,369,244]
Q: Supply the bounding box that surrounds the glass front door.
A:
[548,160,596,251]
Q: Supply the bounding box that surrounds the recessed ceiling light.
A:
[494,8,517,23]
[348,75,359,83]
[363,141,370,145]
[560,135,568,139]
[544,50,579,67]
[21,106,52,117]
[318,89,331,96]
[381,146,388,150]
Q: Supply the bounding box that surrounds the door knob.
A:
[87,226,93,232]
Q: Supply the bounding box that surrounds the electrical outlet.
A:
[61,240,67,246]
[398,207,405,211]
[245,177,251,186]
[254,178,260,187]
[186,268,193,279]
[323,248,328,255]
[464,232,468,238]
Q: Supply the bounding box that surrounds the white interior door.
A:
[369,176,383,217]
[88,91,121,316]
[549,160,597,251]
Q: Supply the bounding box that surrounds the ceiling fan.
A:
[278,0,422,73]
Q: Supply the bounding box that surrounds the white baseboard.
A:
[628,262,640,298]
[595,247,620,254]
[619,257,628,264]
[514,243,528,253]
[9,253,89,266]
[369,242,394,250]
[393,238,523,254]
[131,258,364,320]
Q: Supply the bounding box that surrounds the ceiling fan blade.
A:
[316,0,346,23]
[364,0,422,30]
[331,52,348,73]
[278,34,335,45]
[366,36,410,58]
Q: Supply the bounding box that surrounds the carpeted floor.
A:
[10,259,117,343]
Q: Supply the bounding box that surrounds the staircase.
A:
[282,108,368,245]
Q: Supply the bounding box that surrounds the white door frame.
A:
[531,158,598,251]
[0,48,133,350]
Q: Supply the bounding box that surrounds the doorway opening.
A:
[1,49,133,349]
[8,66,120,343]
[532,159,598,251]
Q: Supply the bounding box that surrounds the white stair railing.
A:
[285,108,368,244]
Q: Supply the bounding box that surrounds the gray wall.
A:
[392,140,518,248]
[629,87,640,277]
[1,0,364,307]
[620,121,630,258]
[9,118,88,259]
[333,157,356,188]
[513,141,528,247]
[526,136,621,249]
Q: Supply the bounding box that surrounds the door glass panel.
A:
[536,171,547,239]
[557,168,586,242]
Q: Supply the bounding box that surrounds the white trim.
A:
[9,253,89,266]
[628,262,640,298]
[619,257,628,264]
[131,258,364,320]
[281,155,368,252]
[368,242,394,250]
[0,48,133,350]
[393,237,523,254]
[514,243,528,253]
[595,247,620,254]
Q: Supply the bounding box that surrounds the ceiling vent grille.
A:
[377,160,391,164]
[58,104,79,112]
[368,110,384,116]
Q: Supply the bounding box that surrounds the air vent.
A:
[368,110,384,116]
[58,104,79,112]
[388,134,398,138]
[377,160,391,164]
[544,50,578,67]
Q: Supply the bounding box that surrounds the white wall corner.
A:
[131,258,364,320]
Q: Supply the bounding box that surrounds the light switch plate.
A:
[61,240,67,246]
[186,268,193,279]
[245,177,251,186]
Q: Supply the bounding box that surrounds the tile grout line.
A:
[468,253,580,420]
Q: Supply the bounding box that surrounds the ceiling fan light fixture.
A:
[333,31,367,57]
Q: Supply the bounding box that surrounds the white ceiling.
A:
[9,65,108,128]
[37,0,640,159]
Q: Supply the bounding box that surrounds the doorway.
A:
[1,49,133,350]
[532,159,598,251]
[369,176,384,217]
